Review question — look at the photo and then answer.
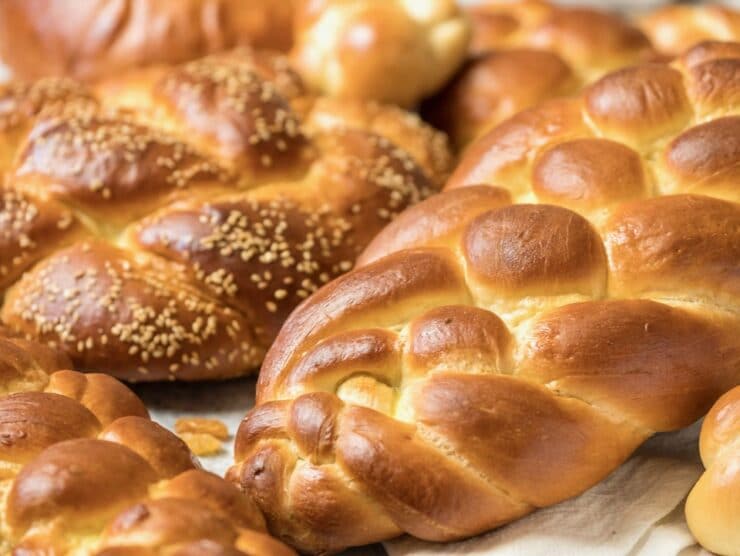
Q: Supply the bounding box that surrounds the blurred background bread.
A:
[290,0,470,107]
[0,328,294,554]
[639,3,740,55]
[422,0,659,149]
[229,41,740,554]
[0,50,449,381]
[0,0,296,81]
[0,0,471,108]
[685,386,740,556]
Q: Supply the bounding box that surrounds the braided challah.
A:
[639,4,740,57]
[0,0,471,108]
[228,41,740,554]
[0,50,445,381]
[0,0,297,81]
[0,329,294,555]
[686,386,740,556]
[423,0,658,149]
[290,0,470,107]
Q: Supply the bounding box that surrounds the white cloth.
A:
[139,378,708,556]
[138,376,257,478]
[384,424,708,556]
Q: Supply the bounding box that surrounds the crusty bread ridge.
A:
[229,41,740,554]
[0,49,449,381]
[0,329,295,555]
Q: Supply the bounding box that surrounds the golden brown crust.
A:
[358,186,512,266]
[465,0,553,55]
[462,204,606,301]
[0,187,89,291]
[44,370,149,425]
[685,386,740,556]
[407,305,511,374]
[290,0,470,107]
[422,49,579,149]
[297,96,454,186]
[662,117,740,200]
[447,41,740,215]
[426,1,655,148]
[256,248,471,402]
[231,43,740,554]
[0,329,293,555]
[2,241,262,382]
[532,138,648,210]
[583,64,692,147]
[0,331,70,395]
[0,0,470,109]
[639,4,740,57]
[0,0,296,81]
[0,50,440,381]
[12,108,230,229]
[604,195,740,305]
[0,78,96,170]
[149,54,310,177]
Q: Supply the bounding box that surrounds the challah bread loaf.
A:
[639,4,740,56]
[0,330,294,555]
[290,0,470,107]
[0,0,296,81]
[423,0,657,149]
[228,42,740,554]
[0,50,443,381]
[0,0,471,109]
[685,386,740,556]
[96,49,453,186]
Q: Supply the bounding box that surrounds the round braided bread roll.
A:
[639,4,740,57]
[686,386,740,556]
[423,0,658,149]
[290,0,470,107]
[0,49,446,381]
[0,330,294,555]
[228,42,740,553]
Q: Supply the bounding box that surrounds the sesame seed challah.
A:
[639,3,740,57]
[228,42,740,554]
[422,0,658,149]
[685,385,740,556]
[0,49,446,382]
[0,329,295,555]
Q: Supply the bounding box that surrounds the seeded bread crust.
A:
[0,49,449,381]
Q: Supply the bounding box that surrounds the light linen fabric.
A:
[385,424,706,556]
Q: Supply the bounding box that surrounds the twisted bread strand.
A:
[639,4,740,56]
[0,331,294,554]
[290,0,470,107]
[0,0,297,81]
[424,0,659,149]
[0,49,445,381]
[0,0,471,108]
[686,386,740,556]
[229,42,740,554]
